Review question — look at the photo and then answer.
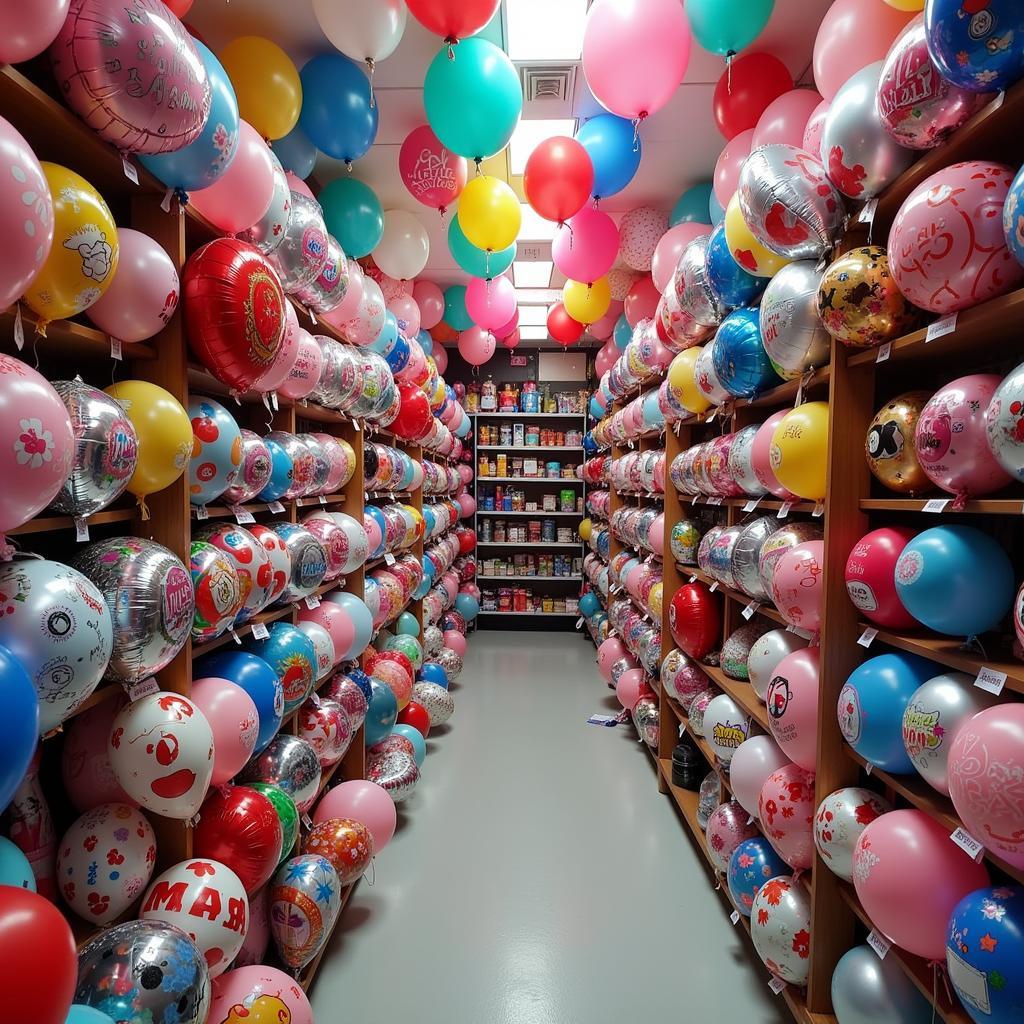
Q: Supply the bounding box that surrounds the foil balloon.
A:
[297,697,352,766]
[239,735,321,814]
[268,191,329,294]
[411,680,455,726]
[750,876,812,983]
[244,783,299,867]
[237,149,291,256]
[674,234,724,327]
[660,649,709,711]
[244,621,316,713]
[325,676,369,729]
[190,540,242,641]
[925,0,1024,92]
[866,391,932,494]
[293,236,349,314]
[832,945,933,1024]
[705,221,766,310]
[302,818,373,885]
[75,919,211,1024]
[712,307,782,398]
[50,380,138,519]
[187,396,242,506]
[759,261,831,379]
[730,516,776,601]
[738,144,844,259]
[813,787,891,883]
[366,749,420,802]
[727,425,765,497]
[271,523,327,603]
[668,519,702,565]
[631,696,660,749]
[693,341,731,406]
[72,537,194,685]
[208,965,314,1024]
[668,582,721,659]
[270,855,341,970]
[985,361,1024,482]
[223,430,273,505]
[705,801,760,872]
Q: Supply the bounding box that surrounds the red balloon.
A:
[844,526,918,629]
[523,137,594,223]
[457,527,477,554]
[406,0,501,40]
[165,0,193,13]
[375,649,415,679]
[713,53,794,140]
[623,276,660,327]
[668,582,721,659]
[547,302,584,346]
[501,328,520,349]
[399,124,468,214]
[184,238,286,391]
[397,699,431,737]
[193,785,284,894]
[0,888,76,1024]
[393,383,434,440]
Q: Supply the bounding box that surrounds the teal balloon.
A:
[417,329,433,356]
[685,0,775,57]
[671,182,714,226]
[396,611,420,637]
[455,592,479,620]
[423,37,523,161]
[613,314,632,351]
[392,723,426,767]
[444,285,473,331]
[319,177,383,258]
[66,1009,116,1024]
[0,836,34,890]
[448,216,516,278]
[709,189,726,227]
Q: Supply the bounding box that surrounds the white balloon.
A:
[313,0,407,64]
[702,694,750,764]
[730,734,791,818]
[373,209,430,281]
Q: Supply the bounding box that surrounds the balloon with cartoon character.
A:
[194,524,275,626]
[208,965,313,1024]
[865,391,932,495]
[269,854,342,970]
[190,541,243,641]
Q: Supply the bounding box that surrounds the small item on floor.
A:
[587,713,620,726]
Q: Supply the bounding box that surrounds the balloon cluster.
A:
[608,451,666,496]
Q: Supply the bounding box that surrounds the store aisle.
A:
[312,632,789,1024]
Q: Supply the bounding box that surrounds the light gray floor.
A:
[312,631,789,1024]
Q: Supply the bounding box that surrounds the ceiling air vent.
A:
[519,64,577,113]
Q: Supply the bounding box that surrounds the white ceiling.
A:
[192,0,833,292]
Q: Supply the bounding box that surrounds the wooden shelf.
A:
[680,493,822,515]
[10,506,136,537]
[860,496,1023,514]
[679,565,785,627]
[476,541,581,549]
[699,662,771,733]
[0,307,157,360]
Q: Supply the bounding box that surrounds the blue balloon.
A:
[422,506,437,536]
[347,668,374,703]
[243,622,317,715]
[589,396,605,420]
[412,574,432,600]
[423,554,437,578]
[368,311,399,356]
[271,122,317,178]
[392,723,426,766]
[138,42,239,192]
[1006,163,1024,272]
[838,653,937,772]
[299,54,378,162]
[706,223,766,308]
[671,181,713,226]
[709,189,726,226]
[712,307,782,398]
[417,329,433,356]
[455,592,479,620]
[894,525,1015,637]
[444,285,473,331]
[0,836,33,890]
[926,0,1024,93]
[324,592,374,660]
[727,838,788,916]
[418,662,449,689]
[66,1008,116,1024]
[641,390,664,430]
[385,334,410,374]
[187,397,242,506]
[196,650,283,753]
[948,886,1024,1023]
[320,177,383,259]
[583,432,598,455]
[579,592,600,617]
[613,313,632,351]
[363,505,387,558]
[575,114,641,200]
[454,415,471,438]
[448,216,516,277]
[257,438,293,501]
[0,642,37,813]
[365,677,398,746]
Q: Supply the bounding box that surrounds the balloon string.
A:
[445,36,457,61]
[367,59,376,108]
[726,50,735,93]
[346,160,353,174]
[137,496,150,522]
[951,490,968,512]
[565,220,574,251]
[474,158,482,176]
[367,857,376,887]
[961,634,987,657]
[485,248,490,278]
[31,331,41,371]
[631,117,642,153]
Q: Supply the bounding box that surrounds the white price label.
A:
[857,627,878,648]
[110,337,123,361]
[575,616,584,629]
[268,501,286,514]
[950,826,985,862]
[707,496,723,506]
[232,506,256,525]
[709,580,719,593]
[864,761,873,775]
[692,495,703,505]
[730,910,740,925]
[974,667,1007,695]
[270,391,279,412]
[867,930,891,960]
[705,408,717,424]
[250,622,270,640]
[384,552,396,566]
[812,502,825,518]
[876,342,892,363]
[926,312,957,343]
[160,188,174,213]
[742,601,760,621]
[301,813,313,830]
[777,501,793,519]
[353,419,361,431]
[126,676,159,702]
[688,575,697,584]
[768,977,787,995]
[858,198,878,225]
[74,517,90,542]
[304,595,321,610]
[230,629,242,646]
[318,495,327,505]
[194,505,209,521]
[742,498,761,512]
[13,305,24,350]
[923,497,950,513]
[121,155,139,184]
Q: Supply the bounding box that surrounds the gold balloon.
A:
[865,391,933,494]
[818,246,918,348]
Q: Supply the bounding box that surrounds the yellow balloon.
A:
[883,0,923,9]
[563,276,610,325]
[457,176,521,253]
[218,36,302,141]
[104,381,193,502]
[25,163,118,325]
[667,347,711,414]
[579,518,593,542]
[770,401,830,500]
[724,193,793,279]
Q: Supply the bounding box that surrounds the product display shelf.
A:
[477,609,580,618]
[474,411,583,419]
[476,445,583,452]
[479,574,582,582]
[476,541,581,549]
[479,476,584,484]
[476,510,581,517]
[677,564,787,628]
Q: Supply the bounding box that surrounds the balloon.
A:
[552,209,618,288]
[705,801,759,872]
[713,307,782,398]
[320,178,384,259]
[194,786,283,893]
[217,36,298,140]
[713,128,753,208]
[196,648,283,754]
[546,303,584,346]
[759,261,830,379]
[303,817,372,884]
[51,0,209,153]
[524,136,593,223]
[414,281,445,330]
[709,188,726,226]
[239,735,321,815]
[801,99,829,159]
[752,88,824,151]
[844,527,918,629]
[269,854,341,969]
[652,223,708,294]
[187,397,242,506]
[575,113,641,200]
[441,285,472,331]
[312,0,406,65]
[833,944,933,1023]
[0,1,70,63]
[666,347,709,414]
[423,38,522,161]
[398,699,431,737]
[713,52,793,140]
[668,582,721,659]
[764,647,819,770]
[723,191,792,278]
[985,360,1024,482]
[758,763,816,869]
[582,0,691,120]
[750,876,812,983]
[623,276,660,328]
[244,621,317,714]
[279,332,324,401]
[266,192,330,295]
[458,175,521,253]
[619,207,668,273]
[693,341,731,406]
[770,401,829,500]
[299,53,377,161]
[866,391,932,495]
[728,837,789,918]
[563,277,610,325]
[65,1009,117,1024]
[315,779,396,852]
[770,540,824,632]
[466,275,516,330]
[190,540,242,641]
[399,123,468,216]
[271,122,317,178]
[209,966,313,1024]
[730,735,791,818]
[926,0,1024,92]
[371,209,429,283]
[702,694,750,763]
[405,0,500,40]
[189,678,259,787]
[685,0,773,55]
[813,788,893,886]
[244,783,298,864]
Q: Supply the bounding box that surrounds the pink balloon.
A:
[582,0,691,120]
[589,308,617,341]
[730,735,791,818]
[254,299,300,391]
[211,966,313,1024]
[0,116,53,309]
[278,328,324,400]
[313,778,397,850]
[341,275,386,346]
[616,667,653,711]
[598,637,626,682]
[771,540,825,632]
[713,128,753,208]
[388,292,421,337]
[457,492,476,518]
[232,885,269,968]
[619,206,668,272]
[465,275,516,331]
[462,582,480,601]
[413,280,444,329]
[443,630,467,658]
[844,526,918,630]
[764,647,819,771]
[85,227,179,343]
[500,328,520,350]
[286,171,315,201]
[623,276,659,328]
[751,410,798,500]
[440,402,458,427]
[853,809,989,959]
[552,207,619,283]
[322,259,364,328]
[299,602,354,667]
[190,677,260,786]
[432,342,448,374]
[595,340,617,378]
[61,696,137,812]
[752,88,824,150]
[458,325,495,366]
[651,222,709,293]
[758,763,816,869]
[189,121,275,233]
[705,802,760,872]
[399,124,468,214]
[649,513,664,556]
[493,306,519,340]
[0,1,70,63]
[362,511,383,556]
[456,463,473,485]
[801,99,830,159]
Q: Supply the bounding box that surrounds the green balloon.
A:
[244,782,299,864]
[685,0,774,56]
[396,611,421,637]
[448,216,516,278]
[444,285,473,331]
[319,177,383,258]
[385,634,423,670]
[423,37,523,161]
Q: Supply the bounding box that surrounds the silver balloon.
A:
[269,854,341,969]
[759,261,832,380]
[675,234,724,327]
[241,734,321,813]
[324,674,369,728]
[411,681,454,726]
[310,336,344,408]
[903,672,999,795]
[366,748,420,802]
[739,144,845,259]
[747,628,809,700]
[423,624,444,657]
[222,429,272,505]
[298,433,331,495]
[632,695,660,748]
[831,945,933,1024]
[266,430,315,500]
[72,537,194,684]
[814,787,892,882]
[706,524,742,588]
[293,235,350,314]
[730,516,778,600]
[435,646,463,681]
[985,360,1024,482]
[268,191,330,293]
[75,919,211,1024]
[758,523,822,597]
[694,341,731,405]
[238,148,291,255]
[271,523,327,604]
[50,379,138,518]
[347,350,396,420]
[727,424,765,497]
[331,342,366,413]
[823,62,915,200]
[610,656,636,685]
[751,876,812,984]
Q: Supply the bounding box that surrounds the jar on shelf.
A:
[522,383,539,413]
[546,461,561,478]
[481,375,497,411]
[526,425,540,446]
[466,382,481,412]
[499,424,513,446]
[498,587,513,612]
[541,519,556,542]
[499,384,518,411]
[559,489,575,512]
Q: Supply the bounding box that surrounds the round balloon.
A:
[813,787,892,883]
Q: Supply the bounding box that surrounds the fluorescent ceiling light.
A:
[513,261,553,288]
[516,287,561,304]
[507,0,587,62]
[518,305,549,326]
[520,326,549,340]
[510,120,577,175]
[518,203,559,241]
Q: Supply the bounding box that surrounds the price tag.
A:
[110,337,123,361]
[742,601,761,621]
[777,501,793,519]
[160,188,174,213]
[304,595,321,610]
[812,502,825,518]
[126,676,159,702]
[301,813,313,830]
[866,930,891,960]
[270,391,279,412]
[353,419,361,431]
[232,506,256,525]
[318,495,327,505]
[864,761,873,775]
[575,616,584,629]
[950,826,985,862]
[250,622,270,640]
[705,407,717,424]
[13,305,24,350]
[742,498,761,512]
[309,691,322,708]
[121,155,139,184]
[707,496,723,506]
[857,627,878,648]
[974,667,1007,695]
[858,198,878,225]
[923,497,950,513]
[876,342,892,363]
[229,629,242,645]
[730,910,740,925]
[688,575,697,584]
[74,517,90,542]
[692,495,703,505]
[268,501,286,514]
[926,312,957,343]
[768,977,786,995]
[384,552,396,566]
[194,505,209,521]
[709,580,719,593]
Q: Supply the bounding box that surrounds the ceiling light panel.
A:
[517,203,559,241]
[518,306,550,326]
[519,326,549,340]
[507,0,588,62]
[513,261,553,288]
